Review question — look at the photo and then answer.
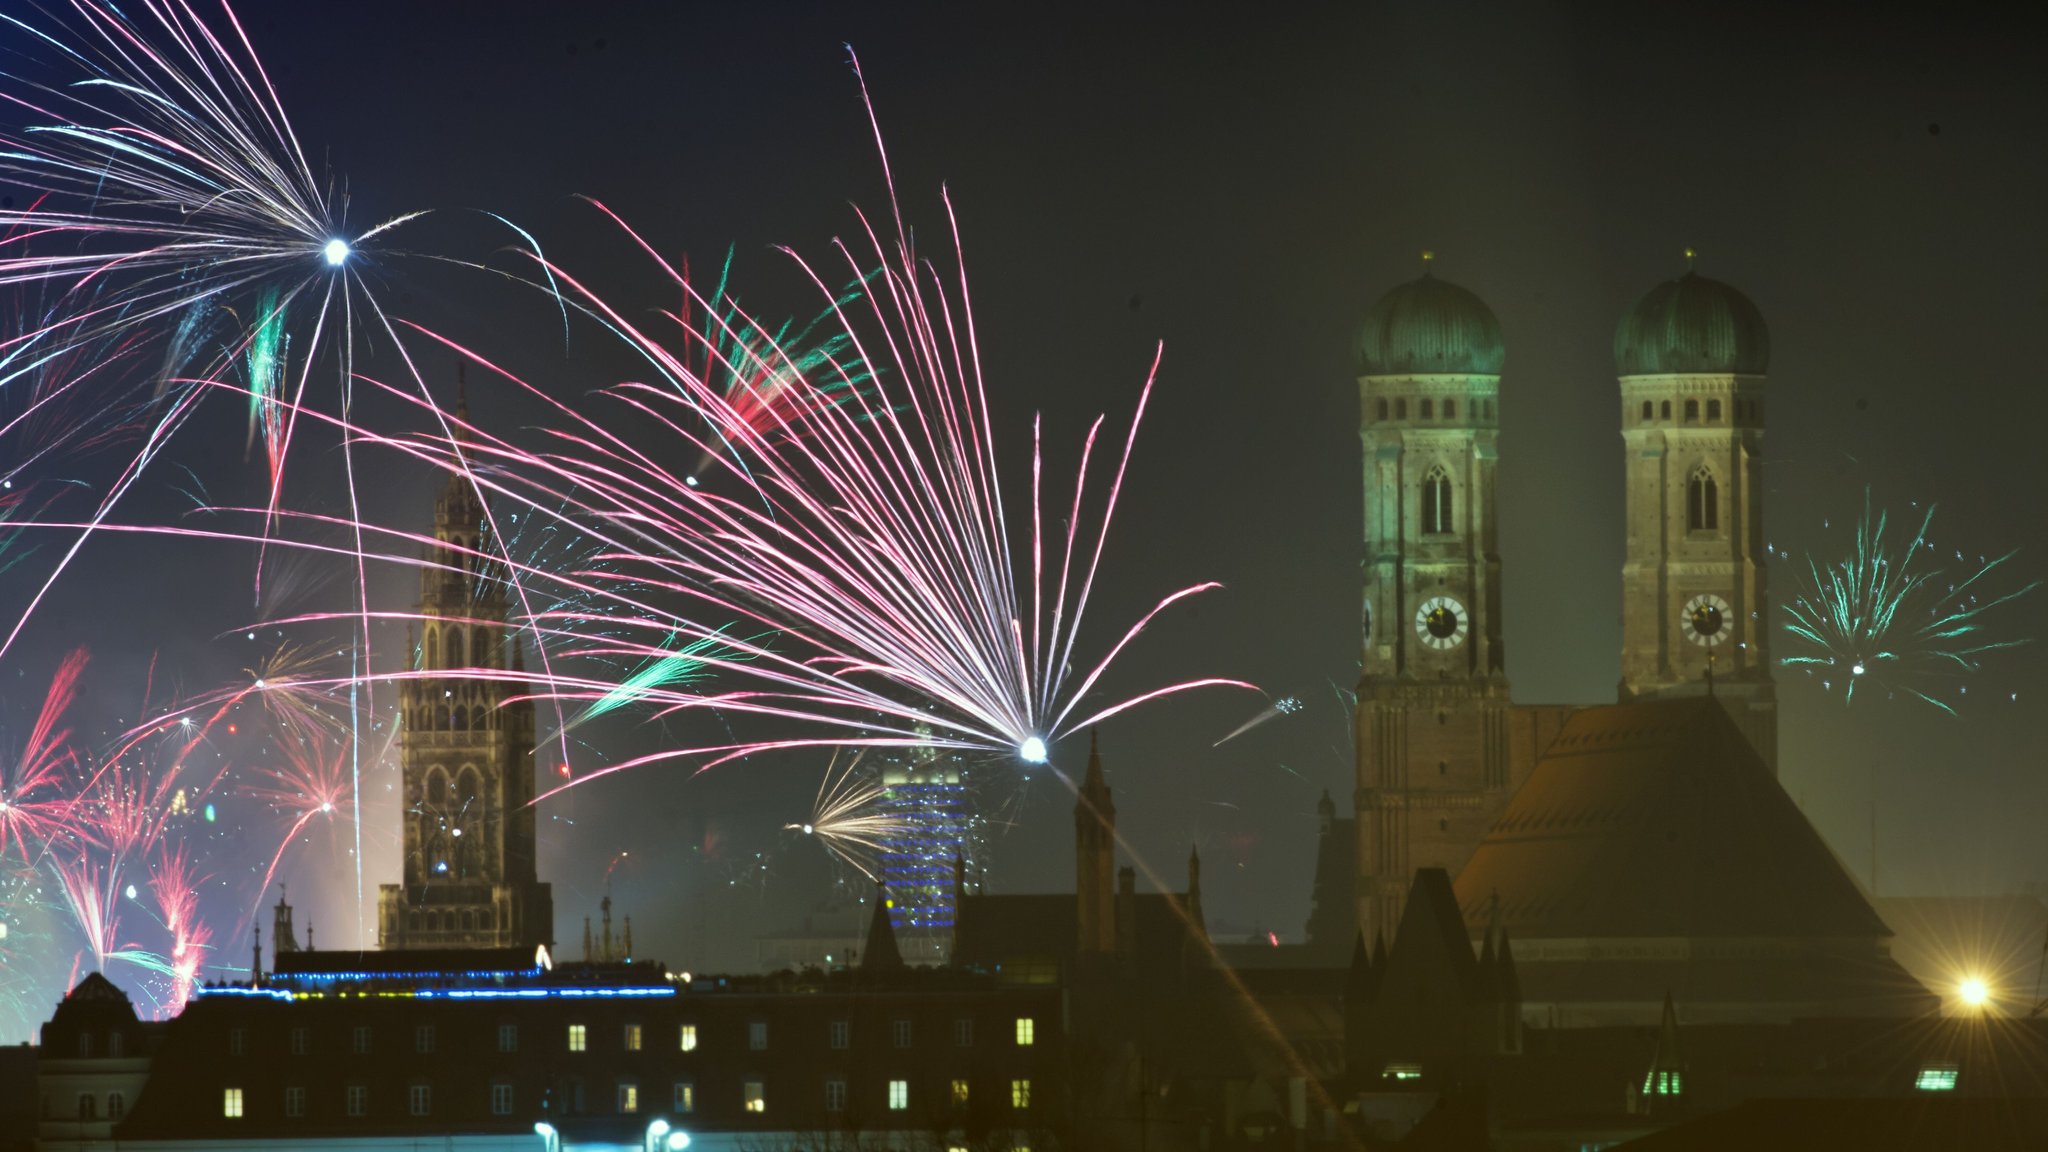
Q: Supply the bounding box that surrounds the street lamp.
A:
[645,1118,670,1152]
[533,1121,559,1152]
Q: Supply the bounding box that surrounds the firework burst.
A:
[788,749,909,883]
[1782,493,2039,713]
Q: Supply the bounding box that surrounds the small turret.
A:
[862,884,905,972]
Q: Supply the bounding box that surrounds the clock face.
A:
[1682,593,1732,647]
[1414,596,1469,650]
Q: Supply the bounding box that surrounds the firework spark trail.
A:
[242,716,352,928]
[788,749,909,883]
[0,647,87,858]
[1782,492,2039,713]
[150,843,207,1014]
[1212,695,1304,748]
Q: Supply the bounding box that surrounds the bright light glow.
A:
[322,237,349,266]
[684,475,700,488]
[1851,661,1866,676]
[1018,736,1048,764]
[1959,977,1989,1008]
[666,1134,691,1151]
[801,823,813,835]
[534,1121,557,1138]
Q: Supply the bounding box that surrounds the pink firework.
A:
[244,718,353,919]
[0,647,87,859]
[150,844,208,1015]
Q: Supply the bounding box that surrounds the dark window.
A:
[352,1026,370,1055]
[290,1028,307,1056]
[894,1019,914,1048]
[1395,398,1407,419]
[1376,398,1388,420]
[1443,399,1456,419]
[499,1024,518,1053]
[409,1084,431,1117]
[416,1025,434,1054]
[1707,399,1722,420]
[284,1088,303,1118]
[346,1085,367,1117]
[108,1092,124,1120]
[1421,465,1453,535]
[77,1034,92,1058]
[1420,399,1434,419]
[1439,819,1449,832]
[1684,399,1699,422]
[830,1021,849,1050]
[78,1095,96,1121]
[1688,467,1719,531]
[954,1017,974,1047]
[228,1029,245,1057]
[1661,400,1671,419]
[108,1032,123,1058]
[1641,400,1653,420]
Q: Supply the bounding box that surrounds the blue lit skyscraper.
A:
[873,737,981,965]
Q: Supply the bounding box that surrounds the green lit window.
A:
[1383,1063,1422,1081]
[1916,1063,1958,1092]
[1643,1070,1682,1096]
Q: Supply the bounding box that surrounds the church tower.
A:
[1073,730,1116,956]
[377,374,555,950]
[1354,257,1514,946]
[1614,253,1777,771]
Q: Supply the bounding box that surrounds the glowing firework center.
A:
[873,742,983,966]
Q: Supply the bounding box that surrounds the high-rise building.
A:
[873,738,980,965]
[376,374,554,951]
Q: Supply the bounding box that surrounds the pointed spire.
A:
[623,916,633,961]
[1495,930,1520,1005]
[582,915,593,963]
[861,884,905,972]
[456,362,470,422]
[252,925,262,988]
[1642,991,1686,1108]
[1084,727,1104,789]
[952,852,967,903]
[1316,788,1336,831]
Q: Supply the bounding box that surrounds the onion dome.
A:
[1358,256,1505,376]
[1614,252,1770,375]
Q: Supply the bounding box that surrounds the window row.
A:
[47,1092,125,1122]
[1373,397,1492,423]
[68,1031,128,1058]
[225,1077,1034,1120]
[240,1015,1038,1058]
[1638,397,1757,424]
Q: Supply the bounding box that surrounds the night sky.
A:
[4,2,2047,1012]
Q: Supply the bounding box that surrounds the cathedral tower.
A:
[1354,258,1515,945]
[1074,730,1116,956]
[1614,253,1777,771]
[377,377,554,950]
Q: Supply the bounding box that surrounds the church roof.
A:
[952,891,1202,980]
[1454,697,1888,941]
[1614,267,1770,376]
[1358,270,1505,376]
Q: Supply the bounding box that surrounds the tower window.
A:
[1377,398,1389,420]
[1420,399,1433,419]
[1688,466,1719,531]
[1395,399,1407,419]
[1661,400,1671,419]
[1442,399,1455,419]
[1707,399,1722,421]
[1684,399,1699,422]
[1421,466,1453,535]
[1641,400,1653,420]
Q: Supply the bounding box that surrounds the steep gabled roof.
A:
[1455,698,1888,940]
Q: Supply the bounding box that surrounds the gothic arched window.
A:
[1660,400,1671,420]
[1684,399,1699,422]
[1443,399,1456,419]
[472,705,488,731]
[1421,465,1454,535]
[1419,399,1434,419]
[451,706,468,732]
[1641,400,1653,420]
[447,627,466,669]
[1688,466,1719,531]
[1707,399,1722,421]
[424,627,439,669]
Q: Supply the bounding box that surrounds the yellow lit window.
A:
[568,1024,587,1052]
[888,1080,908,1110]
[624,1024,643,1052]
[618,1083,638,1114]
[679,1024,697,1052]
[744,1081,766,1113]
[1015,1017,1035,1046]
[951,1079,970,1106]
[673,1081,695,1113]
[1011,1079,1031,1109]
[223,1088,244,1118]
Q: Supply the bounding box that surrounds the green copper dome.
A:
[1358,272,1505,376]
[1615,270,1770,376]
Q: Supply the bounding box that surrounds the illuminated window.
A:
[1643,1070,1682,1097]
[830,1020,849,1050]
[223,1088,244,1119]
[954,1017,973,1047]
[107,1092,124,1120]
[1443,399,1456,419]
[284,1087,304,1118]
[1707,399,1721,421]
[889,1080,909,1110]
[1383,1063,1422,1081]
[826,1079,847,1112]
[409,1084,431,1117]
[679,1023,698,1052]
[498,1024,518,1053]
[618,1083,638,1114]
[1687,466,1718,531]
[346,1085,367,1117]
[1421,465,1453,535]
[749,1022,768,1051]
[1010,1079,1031,1109]
[1684,399,1698,422]
[952,1079,970,1107]
[352,1026,370,1055]
[228,1028,246,1057]
[744,1081,766,1114]
[673,1081,695,1114]
[568,1024,587,1052]
[491,1083,513,1116]
[1015,1017,1035,1046]
[1916,1062,1959,1092]
[624,1024,643,1052]
[415,1025,434,1054]
[893,1020,913,1048]
[290,1027,308,1056]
